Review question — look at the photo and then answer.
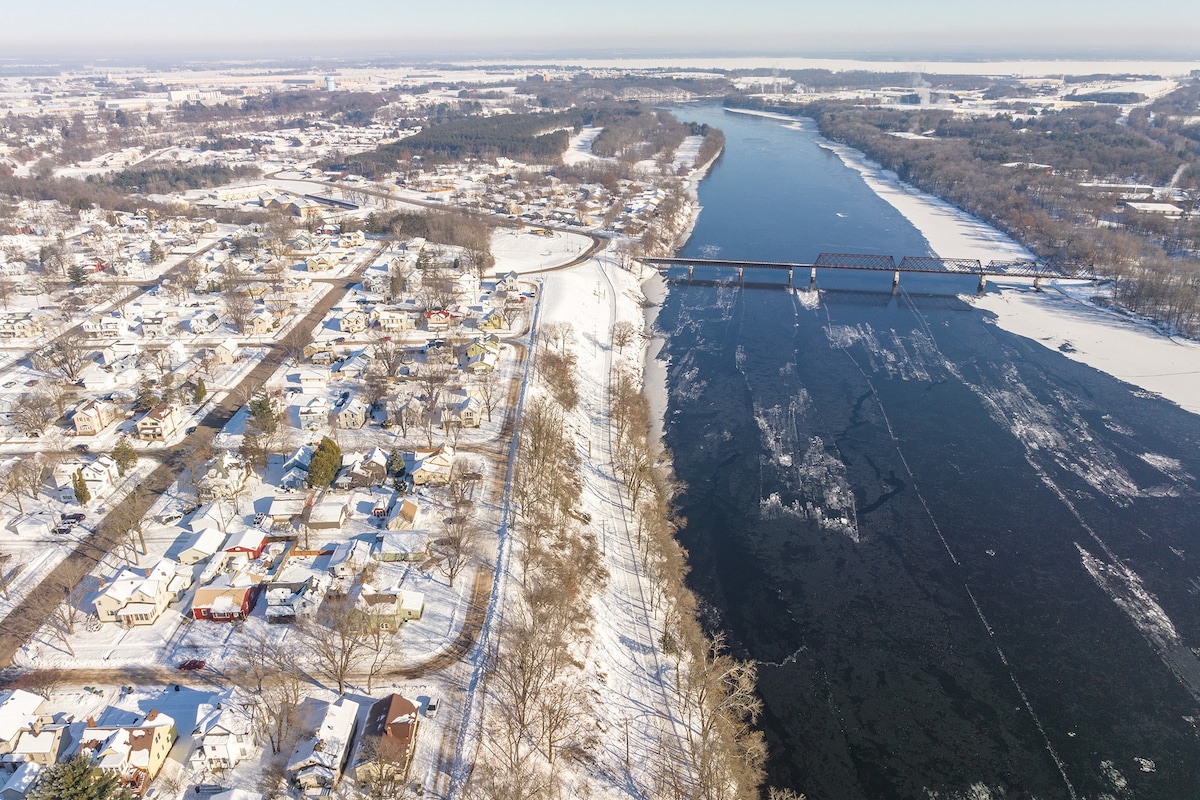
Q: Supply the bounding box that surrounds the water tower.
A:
[325,76,336,92]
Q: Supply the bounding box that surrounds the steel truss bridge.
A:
[641,253,1098,291]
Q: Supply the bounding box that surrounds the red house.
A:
[222,529,267,559]
[192,582,261,622]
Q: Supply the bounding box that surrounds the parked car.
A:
[177,659,206,671]
[426,698,440,718]
[63,512,86,523]
[73,443,90,453]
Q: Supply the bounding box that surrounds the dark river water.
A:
[659,105,1200,800]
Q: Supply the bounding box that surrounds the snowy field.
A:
[490,228,592,274]
[563,126,611,166]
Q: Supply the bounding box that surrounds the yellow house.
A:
[79,709,177,796]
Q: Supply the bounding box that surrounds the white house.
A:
[191,697,256,772]
[94,559,191,627]
[286,698,360,793]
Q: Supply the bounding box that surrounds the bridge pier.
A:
[978,273,987,294]
[892,270,900,291]
[688,265,694,281]
[1033,276,1042,291]
[787,269,793,289]
[738,266,744,284]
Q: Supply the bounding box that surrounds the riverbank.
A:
[728,107,1200,418]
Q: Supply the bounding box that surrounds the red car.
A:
[177,659,206,671]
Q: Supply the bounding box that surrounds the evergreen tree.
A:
[67,263,87,288]
[31,753,127,800]
[135,382,160,411]
[111,439,138,477]
[193,377,207,404]
[71,471,91,505]
[148,240,165,265]
[307,436,342,488]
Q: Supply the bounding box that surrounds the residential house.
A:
[355,591,404,630]
[211,338,240,366]
[265,577,323,624]
[136,402,183,442]
[177,529,226,565]
[495,270,521,292]
[0,313,44,339]
[384,498,419,532]
[352,694,419,787]
[305,254,336,272]
[198,452,249,502]
[140,311,171,337]
[375,530,427,562]
[192,573,263,622]
[83,314,124,339]
[424,309,453,331]
[191,699,256,772]
[73,399,120,436]
[2,721,72,773]
[335,351,371,379]
[337,308,368,334]
[332,395,367,430]
[188,311,221,334]
[308,499,348,531]
[222,528,267,560]
[407,444,455,486]
[297,368,328,392]
[94,559,191,627]
[250,309,275,335]
[478,309,505,331]
[298,397,329,431]
[79,710,177,796]
[336,448,388,489]
[371,306,417,334]
[398,590,425,620]
[79,455,122,497]
[328,539,372,579]
[0,690,46,763]
[443,394,483,428]
[286,698,360,794]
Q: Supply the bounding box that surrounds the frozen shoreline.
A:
[732,107,1200,417]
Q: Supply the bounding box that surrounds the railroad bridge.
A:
[641,254,1097,292]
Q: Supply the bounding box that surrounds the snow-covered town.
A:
[5,25,1200,800]
[0,56,732,800]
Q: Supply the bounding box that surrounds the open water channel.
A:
[658,104,1200,800]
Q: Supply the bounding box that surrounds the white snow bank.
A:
[803,116,1200,417]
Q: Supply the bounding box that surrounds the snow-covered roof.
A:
[0,690,43,743]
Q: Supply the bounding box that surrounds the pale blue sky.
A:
[2,0,1197,58]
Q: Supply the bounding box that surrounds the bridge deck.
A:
[642,254,1096,280]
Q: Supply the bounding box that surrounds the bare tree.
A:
[39,340,92,382]
[612,320,638,353]
[475,369,503,423]
[225,290,255,334]
[437,511,481,588]
[11,393,53,436]
[278,323,314,365]
[302,600,370,695]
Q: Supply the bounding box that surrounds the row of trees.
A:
[609,332,778,800]
[475,323,607,798]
